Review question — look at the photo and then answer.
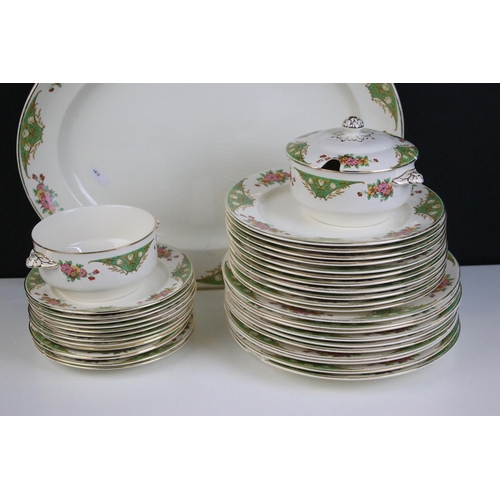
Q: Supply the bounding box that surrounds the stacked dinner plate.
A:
[223,170,461,380]
[24,244,196,370]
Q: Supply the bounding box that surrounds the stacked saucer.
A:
[223,170,461,380]
[25,244,196,370]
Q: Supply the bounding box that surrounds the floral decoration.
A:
[157,245,179,261]
[141,286,176,303]
[429,274,453,297]
[59,261,100,282]
[338,154,371,168]
[376,225,422,239]
[364,178,393,201]
[242,215,289,235]
[316,154,371,169]
[36,293,71,308]
[32,173,62,215]
[255,169,290,187]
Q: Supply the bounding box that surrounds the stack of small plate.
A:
[223,170,461,380]
[24,244,196,370]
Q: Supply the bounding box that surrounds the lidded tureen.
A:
[286,116,423,227]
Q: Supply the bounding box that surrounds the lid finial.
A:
[342,116,364,129]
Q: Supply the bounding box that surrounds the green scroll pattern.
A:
[295,168,363,200]
[90,240,153,274]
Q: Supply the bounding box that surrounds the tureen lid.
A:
[286,116,418,173]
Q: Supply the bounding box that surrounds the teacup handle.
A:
[391,168,424,186]
[26,249,59,269]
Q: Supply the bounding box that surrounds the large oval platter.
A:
[18,84,403,288]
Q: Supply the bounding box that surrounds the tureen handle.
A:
[391,168,424,186]
[26,249,59,269]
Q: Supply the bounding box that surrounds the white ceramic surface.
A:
[17,83,404,288]
[222,253,461,326]
[226,171,445,245]
[25,242,194,313]
[26,205,158,301]
[286,116,423,226]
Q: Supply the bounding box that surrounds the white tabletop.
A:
[0,264,498,416]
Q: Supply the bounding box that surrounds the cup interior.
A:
[32,205,156,253]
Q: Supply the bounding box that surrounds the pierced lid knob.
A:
[342,116,364,129]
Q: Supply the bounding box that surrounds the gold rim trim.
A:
[32,229,156,256]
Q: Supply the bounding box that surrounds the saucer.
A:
[226,172,445,246]
[25,243,194,313]
[31,317,194,370]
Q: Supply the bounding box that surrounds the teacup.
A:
[26,205,158,302]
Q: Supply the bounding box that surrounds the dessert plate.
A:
[226,174,445,246]
[18,84,403,288]
[31,317,194,370]
[227,308,459,367]
[30,312,192,357]
[24,243,194,313]
[226,295,459,348]
[230,258,446,312]
[227,238,447,292]
[222,252,461,324]
[228,247,447,299]
[231,321,460,380]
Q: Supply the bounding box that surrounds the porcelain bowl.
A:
[26,205,158,301]
[288,161,423,227]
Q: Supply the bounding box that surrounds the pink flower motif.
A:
[344,157,359,167]
[60,263,72,275]
[377,182,393,197]
[80,268,87,278]
[257,170,290,186]
[157,246,173,260]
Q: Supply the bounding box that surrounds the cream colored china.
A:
[226,278,462,338]
[226,173,445,246]
[30,309,193,352]
[31,318,194,370]
[286,116,423,227]
[17,84,404,288]
[25,243,193,313]
[26,205,158,302]
[27,277,195,328]
[222,253,461,325]
[228,248,447,301]
[226,294,459,349]
[230,321,460,380]
[227,307,458,367]
[226,213,446,260]
[25,241,196,369]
